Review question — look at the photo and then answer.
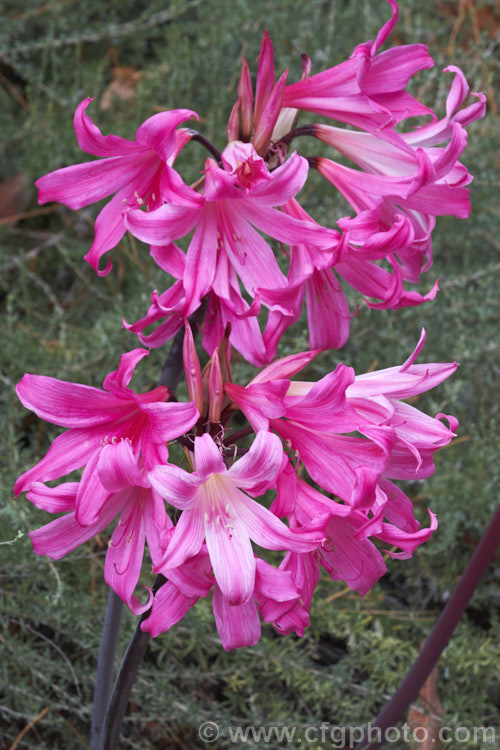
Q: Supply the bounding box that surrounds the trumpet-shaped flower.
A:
[141,548,307,650]
[125,142,340,364]
[36,100,197,275]
[149,431,324,605]
[14,348,199,525]
[26,441,171,614]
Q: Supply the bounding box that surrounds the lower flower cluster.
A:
[15,327,456,650]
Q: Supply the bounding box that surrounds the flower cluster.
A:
[15,0,482,649]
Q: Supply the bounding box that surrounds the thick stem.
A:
[96,576,166,750]
[90,590,124,750]
[354,502,500,749]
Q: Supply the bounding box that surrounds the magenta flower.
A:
[226,330,457,524]
[141,548,307,651]
[125,141,339,364]
[14,348,199,525]
[36,100,197,275]
[25,442,171,614]
[149,431,323,605]
[282,0,435,128]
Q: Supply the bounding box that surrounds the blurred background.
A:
[1,1,499,747]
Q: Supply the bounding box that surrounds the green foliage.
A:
[1,0,499,747]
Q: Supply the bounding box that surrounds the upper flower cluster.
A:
[35,0,485,363]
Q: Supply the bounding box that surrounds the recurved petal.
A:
[74,98,143,156]
[102,348,150,396]
[97,439,146,493]
[83,188,129,276]
[135,109,198,161]
[27,481,78,513]
[227,431,283,488]
[149,464,200,510]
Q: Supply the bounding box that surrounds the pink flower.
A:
[125,141,339,364]
[26,443,170,615]
[148,431,323,605]
[36,100,197,275]
[226,330,457,523]
[14,348,199,525]
[282,0,435,129]
[141,549,307,650]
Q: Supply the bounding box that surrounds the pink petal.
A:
[29,493,125,559]
[141,400,199,443]
[14,428,100,496]
[27,481,78,513]
[105,493,152,614]
[362,45,434,95]
[16,373,130,428]
[102,348,150,396]
[250,350,319,384]
[305,268,351,350]
[158,507,205,570]
[205,504,256,605]
[183,208,218,314]
[213,585,261,651]
[141,583,198,637]
[135,109,198,161]
[73,98,143,156]
[149,464,201,510]
[321,514,387,595]
[36,153,152,210]
[193,434,226,478]
[125,202,200,245]
[235,490,323,552]
[227,431,283,487]
[75,450,111,525]
[97,440,146,493]
[284,364,356,429]
[249,152,308,205]
[224,381,288,433]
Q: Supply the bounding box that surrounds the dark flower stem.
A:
[90,589,124,749]
[278,124,316,146]
[354,502,500,750]
[188,130,223,164]
[223,426,254,446]
[96,575,166,750]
